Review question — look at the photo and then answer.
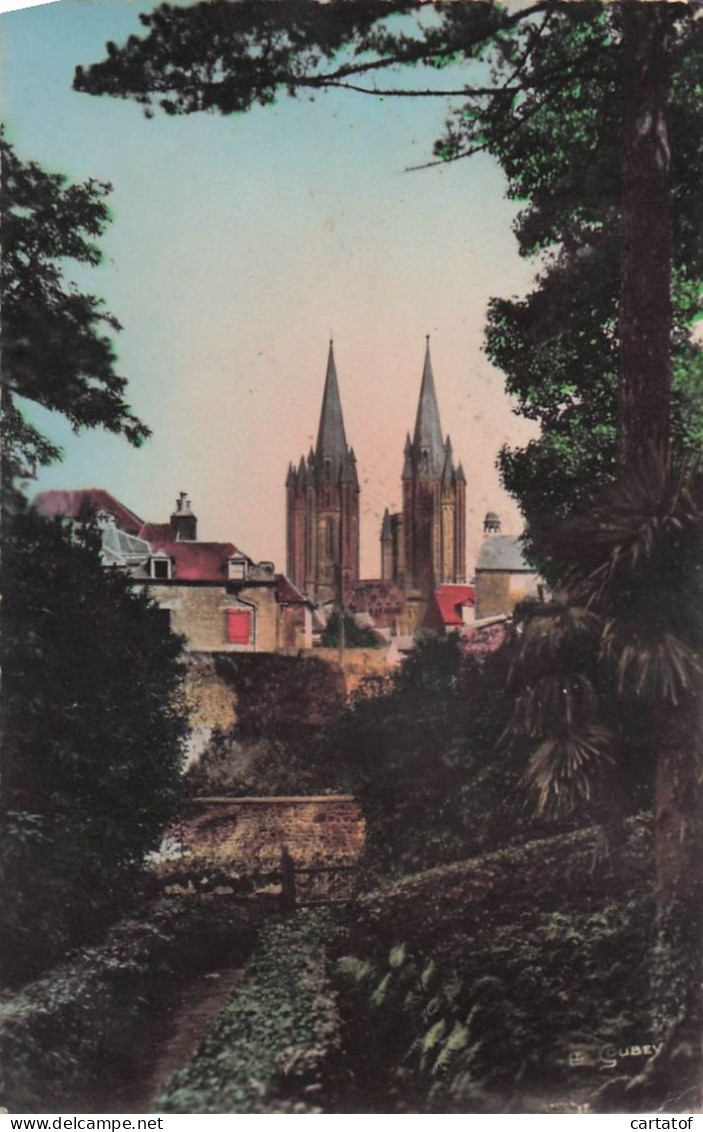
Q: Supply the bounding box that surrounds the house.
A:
[32,489,312,653]
[422,583,476,634]
[474,512,544,620]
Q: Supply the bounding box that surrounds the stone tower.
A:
[381,339,466,623]
[286,342,360,605]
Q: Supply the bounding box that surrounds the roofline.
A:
[475,567,535,575]
[131,578,278,589]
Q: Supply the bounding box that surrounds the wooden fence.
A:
[159,847,359,911]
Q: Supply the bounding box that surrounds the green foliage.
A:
[212,651,346,737]
[0,898,256,1113]
[319,611,381,649]
[185,729,348,797]
[506,462,703,823]
[336,835,654,1111]
[157,911,341,1114]
[474,11,703,544]
[185,652,348,796]
[0,509,189,984]
[0,132,149,483]
[74,1,417,116]
[325,633,565,875]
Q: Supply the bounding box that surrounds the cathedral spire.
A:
[315,339,349,478]
[412,337,445,476]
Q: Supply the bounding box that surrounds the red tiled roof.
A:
[433,584,476,627]
[138,522,172,543]
[151,540,239,582]
[275,574,309,604]
[32,489,144,535]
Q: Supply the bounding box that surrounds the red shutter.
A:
[227,609,251,645]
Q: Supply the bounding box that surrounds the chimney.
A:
[484,511,501,536]
[170,492,197,541]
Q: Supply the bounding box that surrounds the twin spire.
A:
[287,337,465,492]
[404,336,465,485]
[287,340,358,490]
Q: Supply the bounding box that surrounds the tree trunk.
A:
[618,5,702,1107]
[637,691,703,1109]
[618,2,673,473]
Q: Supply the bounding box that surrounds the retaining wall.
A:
[172,795,365,872]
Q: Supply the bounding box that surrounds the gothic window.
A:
[324,457,332,481]
[326,517,334,555]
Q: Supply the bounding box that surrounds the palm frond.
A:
[506,672,598,738]
[602,620,702,705]
[508,599,603,687]
[534,457,703,609]
[523,724,616,818]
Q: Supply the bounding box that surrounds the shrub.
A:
[319,612,381,649]
[329,818,654,1111]
[326,634,564,874]
[158,911,342,1113]
[336,848,654,1113]
[0,511,189,984]
[0,898,257,1113]
[185,730,348,797]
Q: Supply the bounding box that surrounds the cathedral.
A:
[286,338,466,633]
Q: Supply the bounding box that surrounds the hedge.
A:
[157,911,342,1113]
[0,898,257,1113]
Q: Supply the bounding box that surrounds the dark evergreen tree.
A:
[0,510,188,984]
[1,136,182,984]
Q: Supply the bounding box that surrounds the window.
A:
[228,557,248,581]
[157,608,172,633]
[150,556,171,580]
[227,609,252,645]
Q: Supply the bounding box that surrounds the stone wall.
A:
[173,795,365,872]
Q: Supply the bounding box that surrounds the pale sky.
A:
[2,0,539,578]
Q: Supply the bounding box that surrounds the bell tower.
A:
[381,339,466,627]
[286,342,360,604]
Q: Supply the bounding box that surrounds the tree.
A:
[1,132,150,486]
[0,510,188,984]
[319,611,381,650]
[483,25,702,548]
[503,461,703,1107]
[328,634,547,873]
[1,136,182,984]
